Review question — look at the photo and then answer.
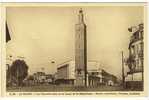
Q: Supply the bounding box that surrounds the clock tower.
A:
[75,9,87,86]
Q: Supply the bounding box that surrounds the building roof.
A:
[57,60,101,71]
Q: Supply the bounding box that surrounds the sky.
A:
[6,6,144,79]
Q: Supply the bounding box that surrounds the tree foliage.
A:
[10,59,29,86]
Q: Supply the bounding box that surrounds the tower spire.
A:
[75,9,87,87]
[78,8,84,23]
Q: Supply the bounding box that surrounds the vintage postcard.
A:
[0,3,148,96]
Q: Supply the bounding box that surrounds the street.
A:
[7,85,124,92]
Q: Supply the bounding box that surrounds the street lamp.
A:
[51,61,55,64]
[50,60,56,84]
[121,51,125,88]
[51,60,56,74]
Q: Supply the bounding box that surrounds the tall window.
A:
[140,31,143,39]
[136,44,139,54]
[141,58,143,69]
[140,42,144,51]
[136,59,139,70]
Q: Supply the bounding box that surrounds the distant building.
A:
[55,60,117,86]
[125,23,144,90]
[45,74,54,83]
[33,72,46,83]
[88,68,117,86]
[88,68,103,86]
[24,72,54,85]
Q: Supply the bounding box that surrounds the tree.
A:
[10,59,29,86]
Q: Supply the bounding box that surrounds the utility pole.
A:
[122,51,125,88]
[17,68,19,87]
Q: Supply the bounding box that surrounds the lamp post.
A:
[121,51,125,88]
[51,60,55,85]
[51,60,55,73]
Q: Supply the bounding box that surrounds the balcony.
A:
[127,67,143,74]
[130,31,143,44]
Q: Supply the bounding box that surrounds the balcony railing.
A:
[127,67,143,74]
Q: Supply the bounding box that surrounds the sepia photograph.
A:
[3,3,146,95]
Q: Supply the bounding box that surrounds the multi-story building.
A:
[125,23,144,90]
[55,60,117,86]
[55,61,77,85]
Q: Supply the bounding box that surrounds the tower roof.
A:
[78,8,84,23]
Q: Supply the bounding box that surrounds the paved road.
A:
[7,85,124,92]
